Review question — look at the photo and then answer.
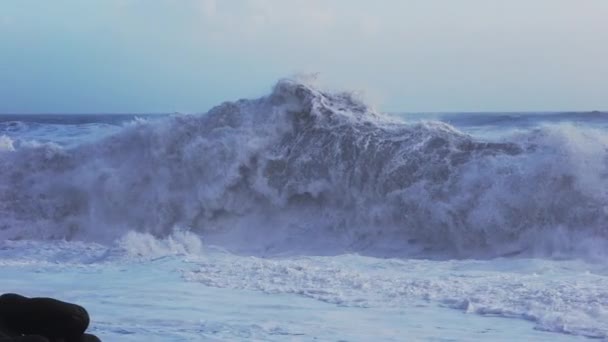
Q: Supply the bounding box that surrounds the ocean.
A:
[1,80,607,341]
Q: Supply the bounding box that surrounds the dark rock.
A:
[0,294,100,342]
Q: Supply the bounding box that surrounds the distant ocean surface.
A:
[1,81,607,340]
[3,110,607,148]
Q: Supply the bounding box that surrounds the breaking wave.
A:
[1,79,607,258]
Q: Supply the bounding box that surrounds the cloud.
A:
[2,0,607,112]
[193,0,337,37]
[197,0,217,18]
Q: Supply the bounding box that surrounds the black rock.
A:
[0,294,100,342]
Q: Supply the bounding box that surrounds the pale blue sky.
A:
[1,0,606,113]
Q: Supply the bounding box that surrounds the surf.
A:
[1,79,607,259]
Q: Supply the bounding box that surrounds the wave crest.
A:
[1,79,607,258]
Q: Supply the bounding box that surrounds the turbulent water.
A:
[1,79,608,340]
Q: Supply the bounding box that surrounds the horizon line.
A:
[0,110,606,116]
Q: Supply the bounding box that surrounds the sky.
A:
[0,0,607,113]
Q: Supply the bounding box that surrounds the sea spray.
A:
[1,79,607,258]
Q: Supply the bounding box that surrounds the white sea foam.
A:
[0,79,607,259]
[0,134,14,151]
[184,251,608,339]
[1,238,604,339]
[116,229,204,258]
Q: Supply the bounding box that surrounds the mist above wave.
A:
[1,79,607,258]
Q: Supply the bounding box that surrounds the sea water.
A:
[1,80,607,341]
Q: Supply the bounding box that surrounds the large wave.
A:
[1,79,607,258]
